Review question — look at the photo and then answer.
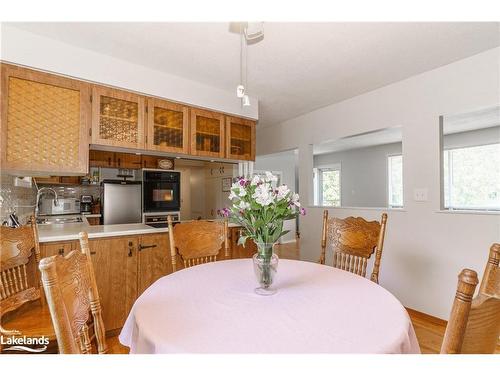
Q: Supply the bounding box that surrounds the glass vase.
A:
[252,243,279,296]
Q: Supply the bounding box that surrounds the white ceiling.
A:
[9,22,500,127]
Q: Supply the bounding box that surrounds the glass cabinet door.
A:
[91,86,145,149]
[225,116,256,161]
[146,98,189,154]
[190,108,225,158]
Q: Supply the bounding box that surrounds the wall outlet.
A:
[413,188,428,202]
[13,177,32,188]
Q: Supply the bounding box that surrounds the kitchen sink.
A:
[36,215,83,225]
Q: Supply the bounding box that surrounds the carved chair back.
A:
[39,232,107,354]
[0,216,41,335]
[441,243,500,354]
[167,216,229,272]
[320,211,388,283]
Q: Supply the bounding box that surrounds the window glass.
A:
[443,144,500,210]
[441,106,500,211]
[388,155,403,208]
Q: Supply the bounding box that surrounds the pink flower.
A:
[300,207,306,216]
[217,208,231,218]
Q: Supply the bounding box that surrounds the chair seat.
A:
[1,301,58,353]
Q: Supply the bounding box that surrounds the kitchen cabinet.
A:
[114,152,142,169]
[91,86,145,149]
[225,116,256,161]
[140,155,159,169]
[89,150,115,168]
[40,241,76,257]
[35,176,81,185]
[147,98,189,154]
[86,236,138,331]
[137,234,171,295]
[89,150,142,169]
[1,64,90,175]
[190,108,225,158]
[40,234,168,331]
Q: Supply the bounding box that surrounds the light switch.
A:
[413,188,428,202]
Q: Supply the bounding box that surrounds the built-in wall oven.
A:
[142,169,181,213]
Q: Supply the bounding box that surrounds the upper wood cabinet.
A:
[190,108,225,158]
[225,116,256,161]
[0,64,90,175]
[146,98,189,154]
[91,86,145,149]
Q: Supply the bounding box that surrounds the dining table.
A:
[119,259,420,354]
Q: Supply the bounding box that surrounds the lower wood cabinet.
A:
[41,233,169,332]
[85,236,138,331]
[137,234,171,295]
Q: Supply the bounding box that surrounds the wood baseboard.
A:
[405,307,447,327]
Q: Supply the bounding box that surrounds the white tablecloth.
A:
[119,259,420,353]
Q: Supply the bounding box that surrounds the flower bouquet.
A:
[219,172,305,295]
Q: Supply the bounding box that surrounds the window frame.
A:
[314,163,342,207]
[387,153,404,209]
[441,143,500,211]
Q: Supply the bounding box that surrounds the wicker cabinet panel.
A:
[1,64,90,175]
[146,98,189,154]
[190,108,225,158]
[91,86,145,149]
[225,116,256,161]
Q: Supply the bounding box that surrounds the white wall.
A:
[314,142,402,208]
[255,150,298,242]
[256,47,500,319]
[0,25,258,120]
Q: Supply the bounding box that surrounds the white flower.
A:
[264,171,278,183]
[228,190,238,200]
[276,185,290,200]
[238,188,247,197]
[250,175,261,186]
[291,193,300,207]
[238,201,250,210]
[252,183,274,206]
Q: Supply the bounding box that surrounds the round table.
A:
[119,259,420,353]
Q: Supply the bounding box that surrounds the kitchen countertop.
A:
[38,220,242,243]
[38,222,168,243]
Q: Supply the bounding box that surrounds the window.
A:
[388,155,403,208]
[443,143,500,210]
[314,165,341,206]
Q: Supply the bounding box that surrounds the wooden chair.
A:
[0,216,42,335]
[39,232,107,354]
[167,216,229,272]
[319,211,388,283]
[440,243,500,354]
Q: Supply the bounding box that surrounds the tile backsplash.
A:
[0,173,102,225]
[0,174,37,225]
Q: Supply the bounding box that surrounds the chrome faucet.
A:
[35,187,59,217]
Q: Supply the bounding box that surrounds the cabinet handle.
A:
[117,158,121,167]
[139,244,157,251]
[90,251,96,255]
[58,248,65,256]
[128,241,134,257]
